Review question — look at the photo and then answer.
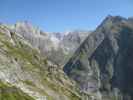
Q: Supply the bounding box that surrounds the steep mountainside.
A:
[0,25,83,100]
[64,16,133,100]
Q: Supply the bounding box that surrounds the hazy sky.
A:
[0,0,133,32]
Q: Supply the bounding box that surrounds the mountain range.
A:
[0,15,133,100]
[1,22,90,66]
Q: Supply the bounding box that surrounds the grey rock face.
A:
[64,16,133,100]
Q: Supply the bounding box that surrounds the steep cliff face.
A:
[64,16,133,100]
[0,25,82,100]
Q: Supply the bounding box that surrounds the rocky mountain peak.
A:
[64,16,133,100]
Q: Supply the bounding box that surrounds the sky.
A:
[0,0,133,32]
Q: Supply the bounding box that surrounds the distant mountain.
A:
[61,30,91,55]
[1,22,91,65]
[64,15,133,100]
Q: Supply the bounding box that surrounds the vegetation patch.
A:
[0,80,35,100]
